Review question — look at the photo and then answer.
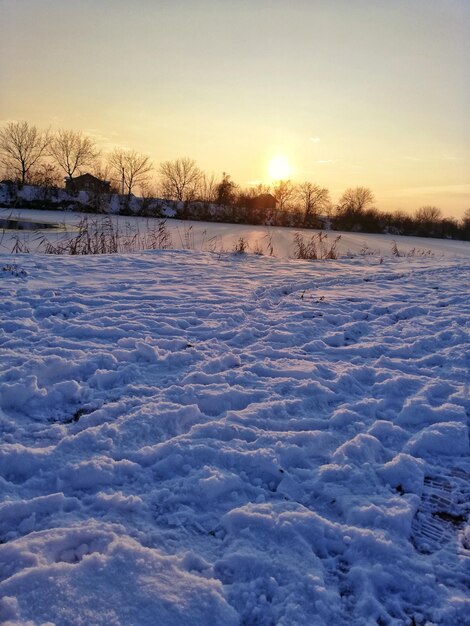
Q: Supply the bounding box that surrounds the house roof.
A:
[255,193,276,201]
[67,173,109,183]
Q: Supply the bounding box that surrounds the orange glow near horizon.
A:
[1,1,469,217]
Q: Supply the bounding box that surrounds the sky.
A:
[1,0,469,217]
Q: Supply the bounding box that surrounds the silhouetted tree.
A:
[414,206,442,236]
[91,162,117,192]
[199,172,218,203]
[0,121,50,184]
[297,182,331,227]
[389,209,413,235]
[30,162,62,188]
[159,157,202,202]
[216,172,237,206]
[334,187,375,230]
[49,129,99,185]
[438,217,459,239]
[108,148,153,196]
[415,206,442,223]
[338,187,375,213]
[360,207,384,233]
[273,179,295,211]
[461,209,470,240]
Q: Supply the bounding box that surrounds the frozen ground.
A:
[0,243,469,625]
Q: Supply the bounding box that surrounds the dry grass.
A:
[41,217,173,255]
[293,232,341,260]
[232,237,249,254]
[391,241,434,258]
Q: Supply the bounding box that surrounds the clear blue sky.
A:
[1,0,469,216]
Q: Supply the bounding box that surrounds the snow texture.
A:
[1,237,469,625]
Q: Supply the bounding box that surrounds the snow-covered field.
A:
[0,225,469,624]
[2,207,470,259]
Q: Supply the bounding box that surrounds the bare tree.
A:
[199,172,218,203]
[91,161,115,189]
[297,182,331,225]
[108,148,153,196]
[415,206,442,223]
[0,121,50,184]
[273,179,296,211]
[49,129,100,184]
[337,187,375,214]
[412,206,443,237]
[333,187,375,230]
[248,183,271,198]
[159,157,202,202]
[139,180,159,200]
[30,162,62,188]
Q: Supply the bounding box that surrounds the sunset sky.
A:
[1,0,469,217]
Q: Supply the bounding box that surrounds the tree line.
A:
[1,121,469,240]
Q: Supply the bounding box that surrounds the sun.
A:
[268,155,291,181]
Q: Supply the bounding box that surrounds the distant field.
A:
[1,207,470,258]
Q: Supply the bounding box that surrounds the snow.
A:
[0,230,469,624]
[2,207,470,259]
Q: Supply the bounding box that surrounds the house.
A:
[65,173,111,194]
[248,193,277,210]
